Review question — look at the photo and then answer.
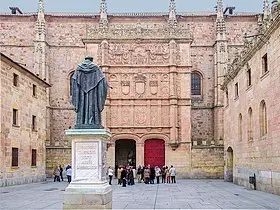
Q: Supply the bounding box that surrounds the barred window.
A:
[260,100,268,136]
[238,114,243,141]
[191,73,201,96]
[12,109,18,126]
[248,107,253,141]
[69,72,74,96]
[12,147,18,167]
[262,53,268,74]
[31,149,37,166]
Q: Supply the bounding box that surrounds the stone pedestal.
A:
[63,129,112,209]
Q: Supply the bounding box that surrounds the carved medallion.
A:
[150,81,158,95]
[121,81,130,95]
[134,74,146,96]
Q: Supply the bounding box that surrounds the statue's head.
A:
[85,56,93,62]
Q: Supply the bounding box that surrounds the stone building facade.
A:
[1,0,276,185]
[0,53,50,186]
[223,1,280,195]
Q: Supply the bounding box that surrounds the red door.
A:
[144,139,165,167]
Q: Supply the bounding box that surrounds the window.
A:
[260,100,268,136]
[235,83,239,98]
[191,72,202,96]
[32,84,37,97]
[262,53,268,74]
[248,107,253,141]
[13,73,19,86]
[247,68,252,87]
[12,147,18,167]
[32,115,37,131]
[31,149,37,166]
[12,109,18,126]
[70,72,74,96]
[238,114,242,141]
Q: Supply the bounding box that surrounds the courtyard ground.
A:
[0,179,280,209]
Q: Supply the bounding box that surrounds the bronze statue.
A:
[71,56,108,129]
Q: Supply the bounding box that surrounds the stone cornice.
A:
[223,12,280,89]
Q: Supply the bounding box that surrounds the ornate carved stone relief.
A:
[86,22,192,41]
[105,43,180,66]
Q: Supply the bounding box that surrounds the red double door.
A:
[144,139,165,168]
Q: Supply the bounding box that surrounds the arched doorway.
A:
[144,139,165,167]
[115,140,136,169]
[225,147,233,182]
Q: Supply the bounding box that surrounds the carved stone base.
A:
[63,182,112,209]
[63,129,112,209]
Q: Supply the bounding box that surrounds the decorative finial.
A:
[168,0,177,27]
[36,0,46,40]
[38,0,44,15]
[100,0,108,27]
[217,0,223,18]
[216,0,226,38]
[263,0,271,28]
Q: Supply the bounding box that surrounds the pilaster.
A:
[214,0,227,144]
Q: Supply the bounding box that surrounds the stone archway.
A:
[225,147,233,182]
[115,140,136,169]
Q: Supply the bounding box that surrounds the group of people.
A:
[53,164,72,183]
[111,165,176,187]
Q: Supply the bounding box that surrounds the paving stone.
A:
[0,179,280,209]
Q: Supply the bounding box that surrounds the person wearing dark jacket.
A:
[150,167,155,184]
[59,165,64,181]
[121,168,127,187]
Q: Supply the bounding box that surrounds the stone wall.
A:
[224,16,280,195]
[0,12,259,180]
[0,54,49,186]
[46,147,71,178]
[191,147,224,178]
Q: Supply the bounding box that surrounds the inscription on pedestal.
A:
[75,141,99,181]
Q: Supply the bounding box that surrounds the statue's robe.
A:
[71,60,108,128]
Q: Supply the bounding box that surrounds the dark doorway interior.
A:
[115,139,136,170]
[225,147,233,182]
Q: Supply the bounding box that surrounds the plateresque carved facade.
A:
[2,0,278,188]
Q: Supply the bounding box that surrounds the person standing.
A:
[150,167,155,184]
[166,166,170,183]
[53,166,60,182]
[66,165,72,183]
[137,165,142,183]
[59,165,64,181]
[144,166,150,184]
[107,166,114,185]
[155,166,161,184]
[121,167,127,187]
[117,166,123,185]
[161,166,166,184]
[169,165,176,184]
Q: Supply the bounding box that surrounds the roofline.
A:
[0,53,51,88]
[0,11,260,18]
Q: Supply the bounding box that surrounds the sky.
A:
[0,0,264,13]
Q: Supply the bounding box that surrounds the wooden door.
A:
[144,139,165,167]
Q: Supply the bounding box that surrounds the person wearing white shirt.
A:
[169,165,176,183]
[66,165,72,183]
[107,166,114,185]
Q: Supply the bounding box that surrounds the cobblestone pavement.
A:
[0,179,280,209]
